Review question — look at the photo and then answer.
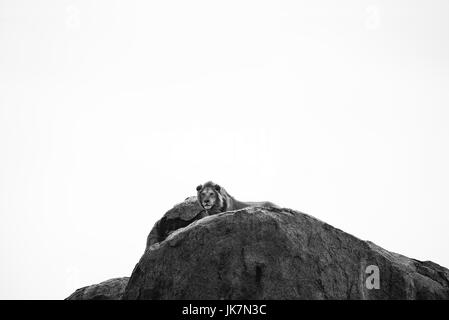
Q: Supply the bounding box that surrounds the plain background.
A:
[1,0,448,299]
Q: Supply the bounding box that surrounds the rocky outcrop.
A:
[65,277,129,300]
[146,196,207,248]
[67,197,449,300]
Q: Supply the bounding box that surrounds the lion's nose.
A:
[204,200,209,204]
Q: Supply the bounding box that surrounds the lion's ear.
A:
[196,184,202,191]
[214,184,221,191]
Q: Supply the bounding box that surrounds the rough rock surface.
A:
[146,196,207,248]
[123,204,449,300]
[66,277,129,300]
[67,197,449,300]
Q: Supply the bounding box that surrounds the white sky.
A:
[1,0,448,299]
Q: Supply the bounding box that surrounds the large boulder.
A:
[66,198,449,300]
[123,206,449,300]
[65,277,129,300]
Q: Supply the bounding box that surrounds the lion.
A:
[196,181,279,215]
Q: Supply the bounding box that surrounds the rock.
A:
[66,197,449,300]
[123,206,449,300]
[146,196,207,248]
[65,277,129,300]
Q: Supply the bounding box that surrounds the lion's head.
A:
[196,181,223,212]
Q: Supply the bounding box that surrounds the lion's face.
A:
[198,187,217,210]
